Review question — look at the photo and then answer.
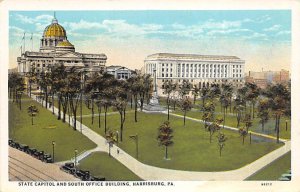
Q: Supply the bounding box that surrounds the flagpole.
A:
[23,32,26,53]
[31,33,33,51]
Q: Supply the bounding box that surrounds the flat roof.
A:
[145,53,241,61]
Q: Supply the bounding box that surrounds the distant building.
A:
[144,53,245,95]
[17,15,107,74]
[246,69,290,88]
[106,65,133,80]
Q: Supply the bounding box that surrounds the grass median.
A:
[9,96,97,162]
[82,111,283,172]
[78,152,141,181]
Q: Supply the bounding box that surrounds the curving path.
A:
[33,96,291,180]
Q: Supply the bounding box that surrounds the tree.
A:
[139,74,153,111]
[178,80,192,98]
[239,128,248,145]
[157,121,174,159]
[266,84,289,143]
[202,101,215,130]
[67,67,82,130]
[27,105,39,125]
[179,97,192,126]
[221,83,234,112]
[163,81,176,120]
[233,96,245,128]
[217,133,227,157]
[114,99,127,142]
[207,118,223,143]
[128,76,141,122]
[243,113,252,132]
[245,82,260,118]
[191,85,200,104]
[105,130,117,157]
[220,93,229,129]
[257,99,270,131]
[8,72,25,109]
[200,86,209,107]
[26,66,37,98]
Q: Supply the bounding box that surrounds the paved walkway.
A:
[33,96,290,180]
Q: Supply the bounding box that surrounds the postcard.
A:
[1,0,299,192]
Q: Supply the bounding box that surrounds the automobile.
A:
[74,170,90,181]
[14,142,20,149]
[281,173,291,180]
[36,151,44,160]
[42,154,52,163]
[278,176,290,181]
[60,162,76,174]
[90,176,106,181]
[9,140,16,147]
[19,144,29,152]
[27,148,37,155]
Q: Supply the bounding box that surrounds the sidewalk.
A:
[33,95,291,180]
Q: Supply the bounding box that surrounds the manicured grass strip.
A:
[78,152,141,181]
[9,96,97,162]
[246,151,291,181]
[82,112,282,172]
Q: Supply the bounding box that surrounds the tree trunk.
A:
[184,111,186,126]
[31,114,33,125]
[252,102,255,118]
[223,109,226,129]
[277,115,280,143]
[167,97,170,120]
[210,132,212,143]
[58,95,61,120]
[98,105,101,128]
[91,99,94,125]
[219,147,222,157]
[262,120,264,131]
[120,113,123,142]
[165,146,168,159]
[130,96,133,109]
[104,106,107,134]
[194,95,196,104]
[134,96,138,122]
[242,136,245,145]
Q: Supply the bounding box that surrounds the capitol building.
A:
[17,15,107,74]
[144,53,245,95]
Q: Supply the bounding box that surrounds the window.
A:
[42,64,45,67]
[37,64,40,67]
[166,74,168,77]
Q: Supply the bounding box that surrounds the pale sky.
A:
[9,10,291,72]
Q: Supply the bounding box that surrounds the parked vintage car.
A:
[60,162,76,174]
[74,170,90,181]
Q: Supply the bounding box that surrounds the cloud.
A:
[263,24,281,31]
[207,28,252,36]
[276,30,291,36]
[65,19,104,31]
[202,20,241,29]
[15,13,52,24]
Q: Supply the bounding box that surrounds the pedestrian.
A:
[117,148,120,155]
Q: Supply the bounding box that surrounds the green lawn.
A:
[172,109,291,139]
[78,152,141,181]
[246,151,291,180]
[9,96,97,162]
[82,111,283,172]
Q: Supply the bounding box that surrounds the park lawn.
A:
[78,152,141,181]
[246,151,291,180]
[9,96,97,162]
[172,109,291,139]
[82,111,283,172]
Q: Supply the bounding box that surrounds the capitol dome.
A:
[43,18,66,38]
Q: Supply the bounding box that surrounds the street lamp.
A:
[74,149,78,167]
[129,134,139,159]
[52,141,55,163]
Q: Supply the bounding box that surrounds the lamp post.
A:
[52,141,55,163]
[74,149,78,167]
[129,134,139,159]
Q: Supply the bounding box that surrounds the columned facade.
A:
[144,53,245,96]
